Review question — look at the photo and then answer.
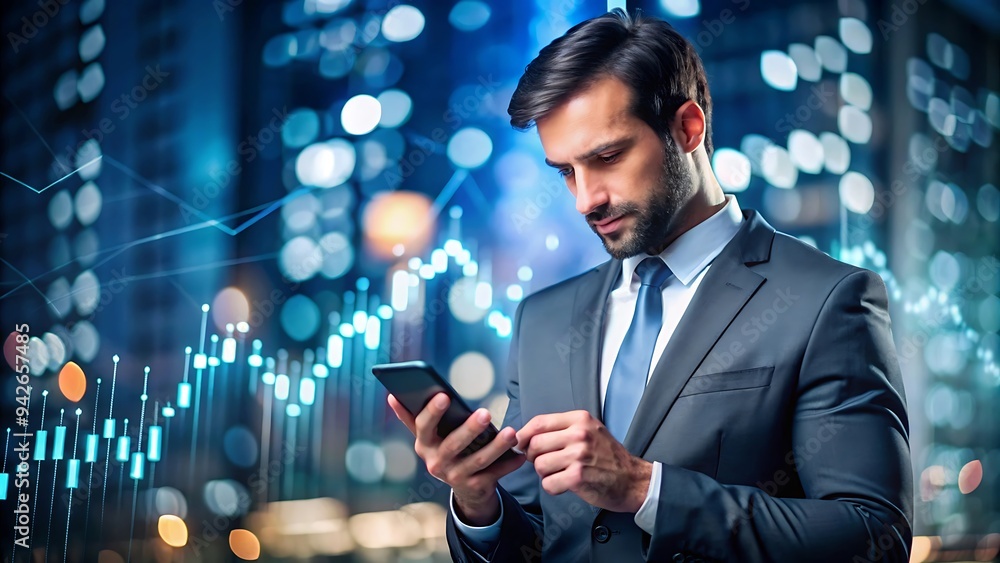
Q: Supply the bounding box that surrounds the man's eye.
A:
[600,153,620,164]
[558,168,574,178]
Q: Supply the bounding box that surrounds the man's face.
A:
[536,76,693,259]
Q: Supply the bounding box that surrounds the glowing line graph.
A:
[0,191,308,304]
[101,155,299,237]
[0,257,59,314]
[0,155,103,194]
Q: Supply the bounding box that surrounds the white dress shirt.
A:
[454,195,745,556]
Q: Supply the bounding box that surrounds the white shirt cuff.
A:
[633,461,661,534]
[450,488,503,558]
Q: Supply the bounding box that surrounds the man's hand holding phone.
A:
[387,393,526,526]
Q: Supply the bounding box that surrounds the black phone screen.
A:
[372,361,518,461]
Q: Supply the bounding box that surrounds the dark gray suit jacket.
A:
[446,210,912,562]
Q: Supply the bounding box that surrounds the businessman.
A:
[389,9,912,562]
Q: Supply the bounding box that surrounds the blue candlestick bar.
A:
[147,426,162,462]
[53,426,66,460]
[85,434,99,463]
[66,459,80,489]
[33,430,48,461]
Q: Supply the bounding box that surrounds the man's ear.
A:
[670,100,706,154]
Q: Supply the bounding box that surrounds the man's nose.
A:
[573,170,609,215]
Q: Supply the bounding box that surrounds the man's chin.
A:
[598,233,641,260]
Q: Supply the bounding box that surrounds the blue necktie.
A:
[604,257,673,443]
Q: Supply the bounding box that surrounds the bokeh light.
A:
[788,43,821,82]
[787,130,824,174]
[760,50,797,91]
[341,94,382,136]
[281,294,321,341]
[154,487,188,519]
[71,320,100,362]
[363,191,433,258]
[229,529,261,561]
[223,426,258,468]
[376,89,413,128]
[70,270,100,316]
[348,510,422,549]
[838,105,873,144]
[77,62,105,103]
[449,351,494,401]
[204,479,249,517]
[27,336,50,376]
[815,35,847,73]
[212,287,250,332]
[958,460,983,494]
[760,145,798,189]
[449,1,491,31]
[838,17,872,55]
[345,441,386,483]
[840,72,873,111]
[448,277,490,323]
[42,332,66,370]
[319,232,354,279]
[382,5,425,42]
[279,236,323,282]
[282,108,320,148]
[661,0,700,18]
[96,550,123,563]
[295,139,356,188]
[712,148,751,192]
[49,190,74,230]
[447,128,493,169]
[382,439,418,482]
[74,181,103,226]
[839,171,875,214]
[820,132,851,174]
[58,361,87,402]
[158,515,188,547]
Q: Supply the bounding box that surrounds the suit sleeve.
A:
[446,300,547,562]
[642,270,913,563]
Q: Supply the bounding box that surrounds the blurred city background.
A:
[0,0,998,561]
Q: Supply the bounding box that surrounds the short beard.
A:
[588,136,692,260]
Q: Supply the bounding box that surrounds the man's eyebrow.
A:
[543,137,634,168]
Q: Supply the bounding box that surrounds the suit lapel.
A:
[569,259,621,422]
[622,210,776,456]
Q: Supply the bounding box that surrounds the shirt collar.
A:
[621,194,744,288]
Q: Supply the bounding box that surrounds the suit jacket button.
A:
[593,525,611,543]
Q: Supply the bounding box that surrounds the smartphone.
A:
[372,360,521,462]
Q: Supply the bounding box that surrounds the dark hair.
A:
[508,8,714,158]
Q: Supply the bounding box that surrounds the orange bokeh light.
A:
[229,529,261,560]
[158,515,188,547]
[362,191,433,259]
[958,459,983,494]
[58,361,87,402]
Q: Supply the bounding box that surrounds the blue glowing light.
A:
[328,334,344,368]
[148,426,162,462]
[275,374,290,401]
[300,378,316,406]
